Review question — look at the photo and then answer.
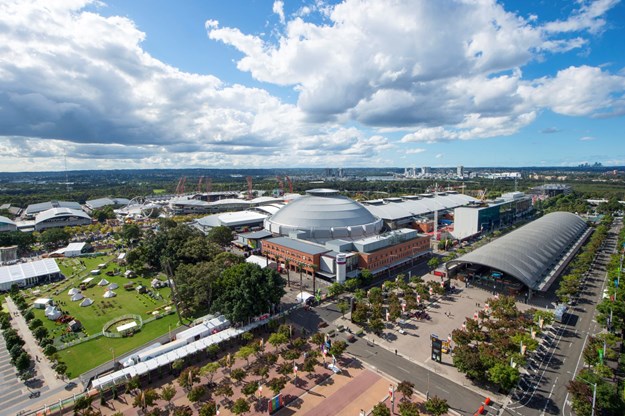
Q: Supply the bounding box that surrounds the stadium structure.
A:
[34,208,92,231]
[446,212,592,297]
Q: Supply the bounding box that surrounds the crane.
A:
[285,176,293,193]
[197,176,203,193]
[246,176,253,200]
[205,177,212,194]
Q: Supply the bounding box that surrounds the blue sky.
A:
[0,0,623,171]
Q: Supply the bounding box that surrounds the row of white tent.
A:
[91,305,300,391]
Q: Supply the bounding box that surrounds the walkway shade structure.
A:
[447,212,590,291]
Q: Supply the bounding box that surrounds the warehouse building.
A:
[85,197,130,211]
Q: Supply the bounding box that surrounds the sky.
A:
[0,0,624,172]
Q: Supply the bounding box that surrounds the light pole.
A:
[579,379,597,416]
[110,347,115,368]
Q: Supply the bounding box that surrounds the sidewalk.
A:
[5,296,65,391]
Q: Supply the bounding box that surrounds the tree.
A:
[206,344,220,359]
[427,257,441,270]
[425,396,449,416]
[267,376,287,395]
[133,388,160,412]
[201,362,220,385]
[121,223,142,242]
[398,401,420,416]
[207,226,234,247]
[23,309,34,322]
[178,366,200,391]
[40,228,69,248]
[211,263,286,323]
[268,332,289,352]
[199,401,218,416]
[160,383,176,408]
[28,318,43,330]
[396,380,414,402]
[328,282,345,297]
[187,385,206,404]
[231,397,250,415]
[371,402,391,416]
[33,326,49,342]
[351,301,369,324]
[214,382,233,402]
[236,345,256,368]
[231,368,247,383]
[55,362,67,378]
[329,340,348,358]
[15,352,31,373]
[241,381,258,397]
[302,355,320,372]
[488,363,520,392]
[173,405,193,416]
[368,287,383,305]
[369,318,385,335]
[43,344,57,357]
[73,395,93,415]
[172,358,185,374]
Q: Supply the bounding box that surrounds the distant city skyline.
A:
[1,0,624,172]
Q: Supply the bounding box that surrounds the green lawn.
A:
[57,313,182,378]
[21,254,177,377]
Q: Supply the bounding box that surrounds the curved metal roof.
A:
[447,212,588,290]
[265,189,383,242]
[35,208,91,224]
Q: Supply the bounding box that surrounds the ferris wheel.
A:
[126,196,158,219]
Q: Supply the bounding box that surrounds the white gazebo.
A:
[103,290,116,298]
[68,288,80,296]
[108,283,119,290]
[98,278,109,286]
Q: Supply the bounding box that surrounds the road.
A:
[502,217,622,416]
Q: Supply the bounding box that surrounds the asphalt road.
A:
[502,218,623,416]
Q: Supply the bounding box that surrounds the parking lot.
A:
[0,331,30,409]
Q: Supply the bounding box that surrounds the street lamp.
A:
[579,378,597,416]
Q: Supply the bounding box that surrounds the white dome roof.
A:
[264,189,383,242]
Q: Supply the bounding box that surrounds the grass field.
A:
[21,254,179,377]
[57,312,181,378]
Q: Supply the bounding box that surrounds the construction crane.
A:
[205,177,212,194]
[246,176,253,200]
[197,176,203,193]
[175,176,187,195]
[477,188,488,201]
[276,176,284,195]
[285,176,293,193]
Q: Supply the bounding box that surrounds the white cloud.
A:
[579,136,597,141]
[435,153,443,159]
[273,1,285,24]
[405,148,426,154]
[209,0,624,141]
[0,0,390,170]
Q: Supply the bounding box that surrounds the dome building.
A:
[264,189,384,243]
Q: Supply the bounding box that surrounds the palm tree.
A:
[284,258,291,287]
[310,264,318,296]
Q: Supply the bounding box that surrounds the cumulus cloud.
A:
[405,148,426,154]
[208,0,624,142]
[579,136,597,141]
[273,1,285,24]
[0,0,391,170]
[540,127,561,134]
